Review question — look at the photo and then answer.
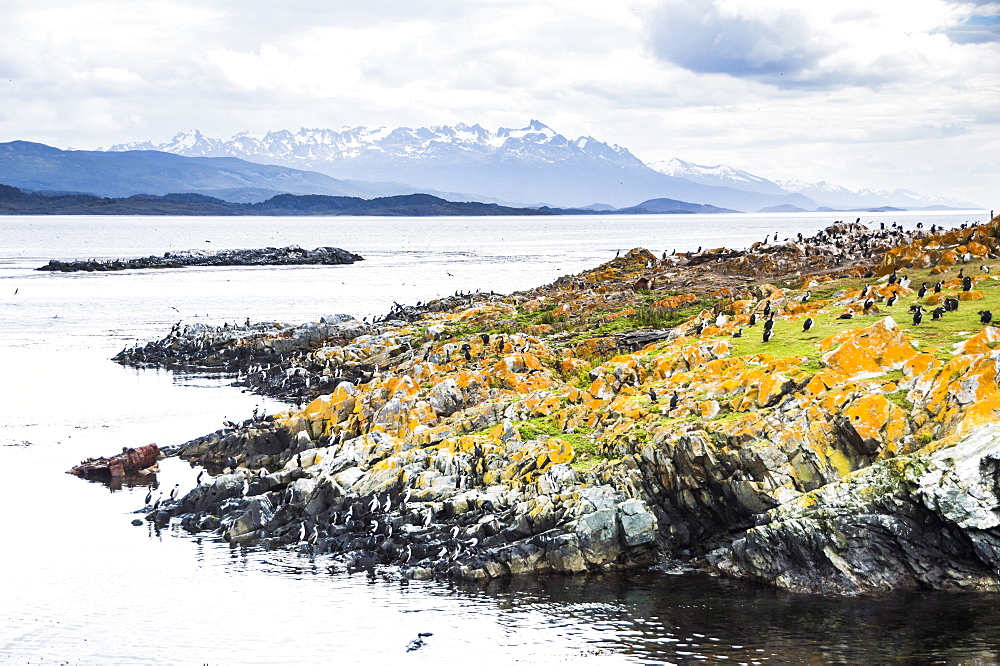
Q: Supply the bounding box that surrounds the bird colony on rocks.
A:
[114,215,1000,595]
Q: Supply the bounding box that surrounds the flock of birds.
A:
[714,262,994,345]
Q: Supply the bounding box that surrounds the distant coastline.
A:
[0,183,968,217]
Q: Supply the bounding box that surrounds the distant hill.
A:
[0,183,747,218]
[0,184,553,217]
[618,198,737,214]
[0,140,379,200]
[0,141,486,203]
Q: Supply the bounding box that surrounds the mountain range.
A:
[0,122,978,213]
[107,121,979,211]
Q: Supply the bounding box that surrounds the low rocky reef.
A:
[122,216,1000,594]
[37,245,362,272]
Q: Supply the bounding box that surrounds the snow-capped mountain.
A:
[776,180,978,210]
[109,121,816,210]
[646,158,787,196]
[111,121,645,172]
[109,120,975,210]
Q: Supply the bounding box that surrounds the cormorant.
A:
[803,318,813,332]
[980,310,993,325]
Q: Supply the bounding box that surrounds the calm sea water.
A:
[1,211,996,664]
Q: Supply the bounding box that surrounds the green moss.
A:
[885,390,914,411]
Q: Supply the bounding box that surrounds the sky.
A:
[0,0,997,206]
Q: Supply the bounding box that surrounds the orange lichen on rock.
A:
[819,317,917,380]
[652,293,699,309]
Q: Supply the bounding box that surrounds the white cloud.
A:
[0,0,996,205]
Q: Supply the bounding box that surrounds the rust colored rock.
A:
[67,444,160,479]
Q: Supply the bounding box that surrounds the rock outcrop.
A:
[124,216,1000,594]
[38,245,362,272]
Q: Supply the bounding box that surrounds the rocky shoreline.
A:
[38,245,362,272]
[116,216,1000,594]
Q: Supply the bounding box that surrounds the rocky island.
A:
[113,215,1000,595]
[38,245,362,272]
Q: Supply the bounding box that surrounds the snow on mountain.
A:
[646,158,786,196]
[111,120,645,171]
[776,180,979,210]
[110,120,967,210]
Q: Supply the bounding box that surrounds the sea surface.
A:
[1,210,998,664]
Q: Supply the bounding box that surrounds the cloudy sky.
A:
[1,0,997,205]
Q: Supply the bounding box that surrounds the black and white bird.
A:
[912,306,924,325]
[748,313,758,327]
[932,307,946,321]
[648,388,658,403]
[803,317,813,332]
[763,328,773,342]
[918,283,928,298]
[669,392,679,410]
[169,483,180,501]
[980,310,993,325]
[838,313,854,320]
[733,328,743,338]
[406,632,434,653]
[886,295,897,307]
